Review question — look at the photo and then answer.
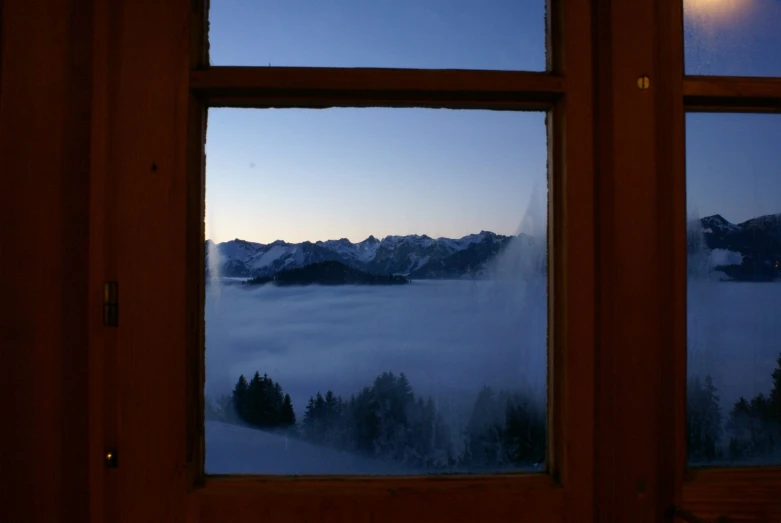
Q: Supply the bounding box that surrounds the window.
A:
[686,113,781,469]
[102,0,781,522]
[183,1,595,519]
[204,108,551,477]
[208,0,548,71]
[684,0,781,77]
[681,1,781,514]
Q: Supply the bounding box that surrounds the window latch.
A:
[671,506,733,523]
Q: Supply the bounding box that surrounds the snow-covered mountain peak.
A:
[206,230,517,280]
[701,214,738,233]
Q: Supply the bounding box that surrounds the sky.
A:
[205,0,781,244]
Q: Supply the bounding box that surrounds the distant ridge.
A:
[206,211,781,282]
[246,260,410,286]
[206,230,519,281]
[698,212,781,281]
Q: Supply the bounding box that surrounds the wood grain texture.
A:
[186,0,207,491]
[655,0,687,512]
[191,475,564,523]
[191,67,564,109]
[549,1,596,522]
[90,1,123,523]
[684,76,781,111]
[185,98,206,491]
[110,0,191,522]
[683,467,781,522]
[0,1,92,522]
[594,0,680,521]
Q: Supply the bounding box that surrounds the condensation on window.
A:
[686,112,781,467]
[202,107,550,475]
[685,0,781,77]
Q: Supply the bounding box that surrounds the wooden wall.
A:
[0,0,93,522]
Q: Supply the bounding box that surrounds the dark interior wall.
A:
[0,0,92,521]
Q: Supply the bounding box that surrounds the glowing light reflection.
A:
[685,0,751,22]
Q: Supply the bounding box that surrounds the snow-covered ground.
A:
[206,421,417,475]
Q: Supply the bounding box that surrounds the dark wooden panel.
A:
[109,0,192,522]
[191,475,564,523]
[548,1,597,522]
[683,76,781,104]
[684,76,781,111]
[593,0,682,521]
[89,1,122,522]
[683,467,781,522]
[191,67,564,108]
[185,98,206,490]
[0,1,93,523]
[655,0,687,512]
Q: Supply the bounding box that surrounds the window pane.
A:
[686,113,781,467]
[204,108,549,475]
[208,0,547,71]
[684,0,781,77]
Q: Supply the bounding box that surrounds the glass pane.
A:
[684,0,781,77]
[686,113,781,467]
[204,108,549,475]
[208,0,546,70]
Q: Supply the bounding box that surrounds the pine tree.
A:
[749,393,773,455]
[302,396,318,440]
[348,388,377,454]
[702,375,723,459]
[247,372,264,427]
[503,394,546,467]
[770,353,781,444]
[466,386,506,467]
[281,393,296,427]
[726,396,752,459]
[232,374,250,423]
[687,375,723,462]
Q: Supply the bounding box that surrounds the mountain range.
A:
[246,260,411,286]
[206,230,516,281]
[206,212,781,282]
[699,213,781,281]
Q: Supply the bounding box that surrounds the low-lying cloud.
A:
[206,273,548,420]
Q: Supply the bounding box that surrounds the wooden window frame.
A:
[679,73,781,523]
[183,1,596,522]
[91,0,781,522]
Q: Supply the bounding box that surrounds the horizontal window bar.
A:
[684,76,781,112]
[190,67,564,109]
[682,466,781,521]
[190,474,563,523]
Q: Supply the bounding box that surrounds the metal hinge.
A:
[103,281,118,327]
[671,506,734,523]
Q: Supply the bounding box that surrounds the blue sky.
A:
[206,108,547,244]
[205,0,780,244]
[684,0,781,224]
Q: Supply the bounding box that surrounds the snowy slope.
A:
[205,421,417,475]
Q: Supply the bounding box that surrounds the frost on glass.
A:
[686,113,781,467]
[684,0,781,77]
[208,0,546,71]
[204,108,548,475]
